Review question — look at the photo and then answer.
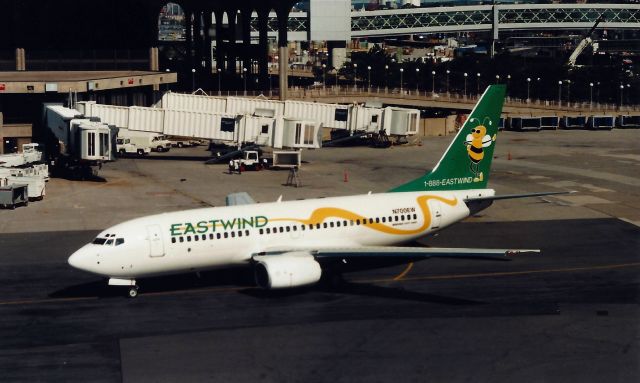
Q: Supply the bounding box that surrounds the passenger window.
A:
[217,233,221,239]
[330,222,335,228]
[323,223,328,229]
[116,238,125,246]
[413,214,418,220]
[395,216,399,222]
[231,232,236,238]
[260,229,264,235]
[316,223,321,229]
[279,227,284,233]
[179,237,184,243]
[369,218,374,224]
[286,227,291,232]
[301,225,305,231]
[209,234,214,240]
[187,236,192,242]
[224,233,229,238]
[356,219,361,225]
[309,224,314,230]
[382,217,386,223]
[171,238,176,244]
[375,218,380,223]
[350,220,354,226]
[336,221,341,227]
[245,230,249,236]
[343,221,348,226]
[202,234,206,240]
[194,236,199,241]
[238,231,243,237]
[292,226,297,231]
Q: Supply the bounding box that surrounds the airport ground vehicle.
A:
[116,138,151,157]
[118,129,171,152]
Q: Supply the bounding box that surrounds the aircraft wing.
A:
[225,192,256,206]
[257,246,539,261]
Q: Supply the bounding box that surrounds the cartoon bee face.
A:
[463,118,496,182]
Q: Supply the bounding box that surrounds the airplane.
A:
[68,85,567,298]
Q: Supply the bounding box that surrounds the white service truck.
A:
[118,129,172,152]
[116,138,151,157]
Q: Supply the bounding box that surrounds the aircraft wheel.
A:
[128,286,139,298]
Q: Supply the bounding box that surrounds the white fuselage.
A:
[68,189,494,280]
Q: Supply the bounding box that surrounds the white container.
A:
[7,175,46,200]
[129,107,165,133]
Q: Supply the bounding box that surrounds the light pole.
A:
[476,72,481,96]
[217,68,222,96]
[558,80,562,106]
[620,84,624,108]
[567,79,571,105]
[385,64,389,92]
[495,74,500,84]
[589,82,593,107]
[353,63,358,90]
[431,70,436,94]
[242,67,247,96]
[367,65,372,91]
[536,77,541,100]
[322,64,326,90]
[507,74,511,95]
[526,77,531,102]
[597,81,600,104]
[446,69,450,94]
[464,72,468,98]
[335,67,338,89]
[400,67,404,94]
[416,67,420,93]
[626,83,631,105]
[191,68,196,92]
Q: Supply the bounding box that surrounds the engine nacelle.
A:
[254,253,322,289]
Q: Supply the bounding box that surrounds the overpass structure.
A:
[259,3,640,40]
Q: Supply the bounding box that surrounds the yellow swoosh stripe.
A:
[271,195,458,235]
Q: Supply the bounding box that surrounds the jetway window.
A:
[335,109,348,122]
[304,125,315,145]
[261,125,269,134]
[100,133,109,156]
[221,118,236,132]
[88,132,96,156]
[295,124,302,145]
[371,115,378,123]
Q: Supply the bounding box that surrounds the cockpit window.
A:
[115,238,125,246]
[92,238,107,245]
[105,239,114,245]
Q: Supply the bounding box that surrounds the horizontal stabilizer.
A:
[465,190,575,203]
[225,192,256,206]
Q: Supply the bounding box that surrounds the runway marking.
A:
[0,296,99,306]
[393,262,414,281]
[360,262,640,284]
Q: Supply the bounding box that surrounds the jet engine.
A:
[253,253,322,289]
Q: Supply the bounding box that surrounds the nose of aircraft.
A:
[68,246,92,272]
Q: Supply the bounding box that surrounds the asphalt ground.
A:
[0,129,639,382]
[0,219,638,382]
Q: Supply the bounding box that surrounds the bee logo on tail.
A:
[463,117,496,183]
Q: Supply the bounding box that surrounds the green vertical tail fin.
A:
[390,85,506,192]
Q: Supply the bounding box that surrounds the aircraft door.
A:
[428,200,442,230]
[146,225,165,257]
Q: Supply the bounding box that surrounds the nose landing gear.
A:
[128,286,140,298]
